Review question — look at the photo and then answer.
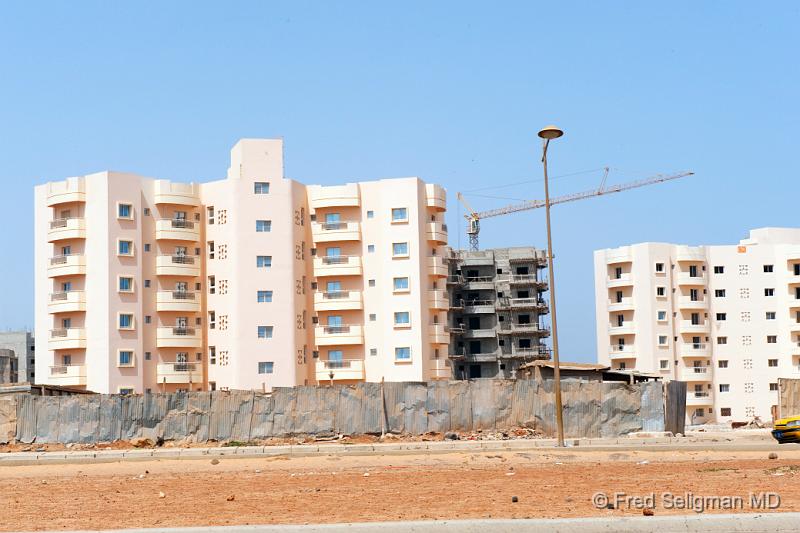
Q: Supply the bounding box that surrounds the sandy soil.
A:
[3,448,800,531]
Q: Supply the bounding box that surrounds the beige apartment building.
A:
[594,228,800,424]
[34,138,450,394]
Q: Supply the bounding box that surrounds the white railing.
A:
[322,290,350,300]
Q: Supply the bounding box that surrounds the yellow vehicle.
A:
[772,415,800,444]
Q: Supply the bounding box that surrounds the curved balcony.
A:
[429,324,449,344]
[48,291,86,313]
[790,322,800,333]
[677,297,708,310]
[429,357,451,379]
[606,274,633,288]
[154,180,201,206]
[311,221,361,243]
[428,289,449,310]
[607,297,634,312]
[425,184,446,211]
[156,291,200,312]
[605,248,632,264]
[314,290,363,311]
[48,364,87,387]
[428,256,447,277]
[686,391,714,406]
[48,254,86,277]
[314,324,364,346]
[156,255,200,277]
[45,178,85,206]
[675,246,706,262]
[313,256,362,277]
[676,272,706,286]
[608,322,636,335]
[679,342,711,357]
[156,327,202,348]
[155,219,200,241]
[48,218,86,242]
[315,359,365,382]
[48,328,86,350]
[609,345,635,359]
[679,320,709,333]
[791,341,800,356]
[681,367,712,382]
[156,362,203,384]
[426,222,448,244]
[309,184,360,209]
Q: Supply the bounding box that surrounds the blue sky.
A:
[0,1,797,361]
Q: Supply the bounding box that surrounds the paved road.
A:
[31,513,800,533]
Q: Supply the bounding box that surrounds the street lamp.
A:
[537,124,565,447]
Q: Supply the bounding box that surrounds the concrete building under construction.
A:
[446,247,551,379]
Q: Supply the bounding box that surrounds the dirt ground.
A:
[3,448,800,531]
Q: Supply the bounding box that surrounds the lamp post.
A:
[537,125,565,447]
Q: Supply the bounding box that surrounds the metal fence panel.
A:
[0,397,17,444]
[34,396,61,443]
[426,381,451,433]
[15,394,37,443]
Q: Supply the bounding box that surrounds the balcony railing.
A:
[171,327,196,336]
[322,290,350,299]
[322,325,352,334]
[321,222,347,231]
[50,254,73,265]
[465,276,494,283]
[171,291,195,300]
[170,255,195,264]
[170,219,194,229]
[688,367,708,374]
[321,255,351,265]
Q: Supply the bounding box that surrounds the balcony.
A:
[46,178,85,206]
[609,345,635,359]
[155,219,200,241]
[313,256,362,277]
[427,256,447,277]
[676,272,706,286]
[605,248,632,264]
[156,255,200,277]
[156,362,203,384]
[429,324,449,344]
[606,274,633,288]
[686,391,714,406]
[311,221,361,243]
[463,276,494,290]
[498,323,549,336]
[156,291,201,312]
[47,254,86,277]
[679,320,709,333]
[425,184,446,211]
[314,290,363,311]
[309,184,360,209]
[608,322,636,335]
[461,329,497,339]
[429,357,451,379]
[677,297,708,309]
[675,246,706,262]
[679,343,711,357]
[48,218,86,242]
[426,222,448,244]
[156,327,202,348]
[314,325,364,346]
[496,297,548,311]
[790,322,800,333]
[428,289,449,310]
[506,274,548,288]
[48,328,86,350]
[48,291,86,313]
[48,364,86,387]
[461,299,495,314]
[792,341,800,356]
[315,359,365,382]
[681,367,712,382]
[607,297,634,312]
[154,180,201,206]
[501,346,551,360]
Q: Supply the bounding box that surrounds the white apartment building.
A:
[34,138,450,394]
[595,228,800,424]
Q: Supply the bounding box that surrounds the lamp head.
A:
[538,125,564,140]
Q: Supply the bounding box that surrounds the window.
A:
[770,383,779,392]
[659,360,669,370]
[209,311,216,329]
[118,240,133,256]
[658,335,668,346]
[144,351,151,361]
[656,287,666,297]
[715,289,726,297]
[764,264,774,273]
[720,408,732,417]
[368,244,375,253]
[257,326,274,339]
[369,313,377,321]
[257,290,273,303]
[119,314,134,329]
[368,279,376,287]
[367,210,374,219]
[395,347,411,361]
[118,350,133,366]
[256,220,272,232]
[119,277,133,292]
[254,182,270,194]
[144,316,151,324]
[208,276,216,294]
[119,388,134,395]
[768,359,779,367]
[370,348,377,356]
[258,361,274,374]
[256,256,272,268]
[766,312,776,320]
[716,313,726,321]
[718,360,729,368]
[657,310,667,321]
[765,288,774,296]
[143,208,150,216]
[392,242,409,257]
[207,206,215,224]
[394,312,410,326]
[719,384,729,393]
[655,262,664,273]
[713,266,724,274]
[144,279,151,288]
[391,207,408,222]
[118,203,133,219]
[144,243,150,252]
[208,241,215,259]
[717,336,727,345]
[393,277,409,291]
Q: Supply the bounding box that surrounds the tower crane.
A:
[457,169,694,251]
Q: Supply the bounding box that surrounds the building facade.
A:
[447,247,550,379]
[34,138,449,394]
[0,331,35,383]
[594,228,800,424]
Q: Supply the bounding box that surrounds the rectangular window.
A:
[718,359,729,368]
[393,277,409,291]
[254,182,270,194]
[659,359,669,369]
[766,312,776,320]
[143,208,150,216]
[257,290,273,303]
[258,361,274,374]
[391,207,408,222]
[764,264,774,273]
[144,316,151,324]
[765,288,774,296]
[118,350,133,366]
[717,336,727,345]
[207,206,215,224]
[144,243,150,252]
[657,310,667,321]
[368,279,376,287]
[119,388,134,395]
[715,289,726,297]
[370,348,377,356]
[395,347,411,361]
[118,203,133,219]
[716,313,726,321]
[257,326,274,339]
[392,242,409,256]
[394,311,410,325]
[655,262,664,273]
[118,240,133,256]
[144,279,151,288]
[119,314,134,329]
[658,335,668,346]
[208,241,215,259]
[720,407,731,417]
[367,210,374,219]
[144,351,151,360]
[368,244,375,253]
[768,359,779,367]
[256,220,272,232]
[713,266,724,274]
[119,277,133,292]
[656,287,665,297]
[719,384,729,393]
[770,383,779,391]
[256,256,272,268]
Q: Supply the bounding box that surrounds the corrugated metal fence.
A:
[1,380,665,445]
[778,378,800,419]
